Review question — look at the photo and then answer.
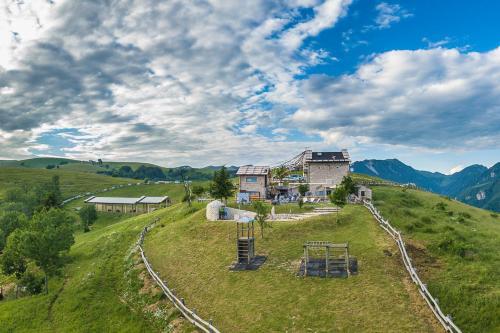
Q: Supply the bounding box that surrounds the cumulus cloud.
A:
[0,0,352,165]
[0,0,498,168]
[291,47,500,150]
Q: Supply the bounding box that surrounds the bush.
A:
[19,270,44,295]
[459,212,472,219]
[435,202,447,211]
[491,213,498,218]
[46,165,55,169]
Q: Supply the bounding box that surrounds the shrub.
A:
[19,270,45,295]
[459,212,472,219]
[446,211,454,216]
[435,202,447,210]
[491,213,498,218]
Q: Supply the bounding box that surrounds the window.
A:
[246,176,257,183]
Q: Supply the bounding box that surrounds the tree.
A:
[19,209,75,293]
[39,176,62,209]
[340,176,356,195]
[1,230,27,280]
[0,211,27,251]
[329,186,347,222]
[298,183,309,197]
[191,185,205,198]
[253,201,271,239]
[273,166,289,184]
[79,205,98,232]
[183,182,192,207]
[210,166,234,202]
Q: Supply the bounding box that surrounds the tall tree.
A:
[79,205,98,232]
[20,209,75,293]
[253,201,271,239]
[210,166,234,202]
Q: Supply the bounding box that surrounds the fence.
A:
[137,222,221,333]
[363,201,462,333]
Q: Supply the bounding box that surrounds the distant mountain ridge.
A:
[352,159,499,212]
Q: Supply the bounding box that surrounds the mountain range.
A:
[352,159,500,212]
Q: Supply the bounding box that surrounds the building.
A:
[84,196,170,214]
[236,165,271,201]
[303,150,351,197]
[356,185,372,201]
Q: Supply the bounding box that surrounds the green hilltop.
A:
[0,168,498,332]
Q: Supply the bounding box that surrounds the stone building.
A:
[84,196,170,214]
[303,150,351,197]
[236,165,271,201]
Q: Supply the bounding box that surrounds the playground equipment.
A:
[236,218,255,264]
[301,241,357,278]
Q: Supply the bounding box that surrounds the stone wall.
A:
[307,162,350,186]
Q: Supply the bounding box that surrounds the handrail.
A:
[137,222,221,333]
[363,200,462,333]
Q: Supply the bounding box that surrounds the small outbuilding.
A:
[84,196,170,214]
[356,185,372,201]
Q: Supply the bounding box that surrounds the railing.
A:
[137,222,221,333]
[363,200,462,333]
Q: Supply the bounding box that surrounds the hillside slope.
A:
[143,204,441,332]
[372,186,500,332]
[0,168,134,199]
[0,207,191,332]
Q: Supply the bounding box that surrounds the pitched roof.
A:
[84,195,169,205]
[84,196,141,204]
[307,151,350,162]
[236,165,270,175]
[137,196,169,204]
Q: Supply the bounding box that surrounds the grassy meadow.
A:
[144,203,441,332]
[0,205,195,332]
[0,167,133,199]
[372,186,500,333]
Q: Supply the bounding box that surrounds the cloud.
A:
[290,47,500,151]
[0,0,352,166]
[422,37,451,49]
[366,2,413,30]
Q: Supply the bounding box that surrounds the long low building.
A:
[84,196,170,214]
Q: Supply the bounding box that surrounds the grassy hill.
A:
[371,186,500,332]
[0,206,195,332]
[143,204,441,332]
[0,168,134,199]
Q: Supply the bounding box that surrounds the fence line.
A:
[137,222,221,333]
[363,200,462,333]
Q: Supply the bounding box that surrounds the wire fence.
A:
[137,221,221,333]
[363,200,462,333]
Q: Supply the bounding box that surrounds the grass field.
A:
[372,186,500,333]
[0,167,134,199]
[0,206,195,332]
[144,203,441,332]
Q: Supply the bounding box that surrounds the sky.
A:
[0,0,499,174]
